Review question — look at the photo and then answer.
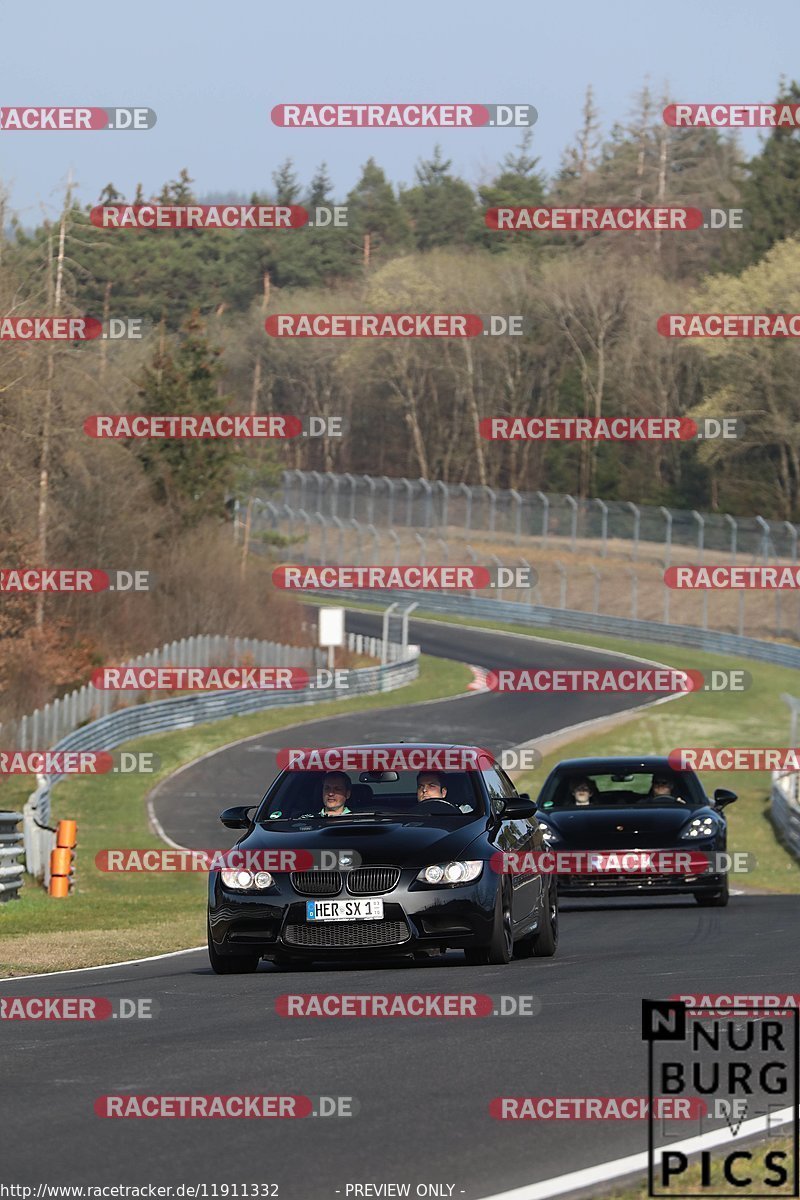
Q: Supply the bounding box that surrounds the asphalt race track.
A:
[2,613,797,1198]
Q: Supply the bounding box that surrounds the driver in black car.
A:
[416,770,448,802]
[648,773,685,803]
[319,771,352,816]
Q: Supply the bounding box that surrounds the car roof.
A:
[550,755,692,774]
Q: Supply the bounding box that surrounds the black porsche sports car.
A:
[534,755,737,906]
[207,743,558,971]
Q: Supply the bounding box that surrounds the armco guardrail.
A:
[3,634,321,751]
[0,812,25,902]
[22,634,419,887]
[771,772,800,861]
[322,588,800,669]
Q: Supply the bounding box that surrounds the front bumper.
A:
[208,867,501,958]
[555,842,726,897]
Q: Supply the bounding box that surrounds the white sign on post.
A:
[319,607,345,670]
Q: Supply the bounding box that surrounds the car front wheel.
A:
[207,920,260,974]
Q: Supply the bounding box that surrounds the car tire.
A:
[462,885,513,966]
[530,879,559,957]
[694,880,729,907]
[207,921,260,974]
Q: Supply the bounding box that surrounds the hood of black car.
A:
[236,817,485,868]
[541,806,699,849]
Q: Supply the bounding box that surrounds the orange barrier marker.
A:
[48,820,77,897]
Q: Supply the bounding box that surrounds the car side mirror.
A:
[219,805,255,829]
[713,789,738,809]
[501,796,538,819]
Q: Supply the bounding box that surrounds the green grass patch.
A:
[0,654,470,976]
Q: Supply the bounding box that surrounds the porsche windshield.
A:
[540,770,703,810]
[256,768,484,821]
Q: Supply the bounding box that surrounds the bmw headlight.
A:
[538,822,558,845]
[680,816,717,840]
[416,861,483,885]
[220,868,275,890]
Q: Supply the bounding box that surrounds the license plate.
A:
[306,899,384,922]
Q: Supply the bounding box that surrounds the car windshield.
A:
[540,770,701,810]
[256,769,483,822]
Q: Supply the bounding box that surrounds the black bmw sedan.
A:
[207,743,558,971]
[534,755,737,906]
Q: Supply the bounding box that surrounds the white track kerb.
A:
[476,1107,796,1200]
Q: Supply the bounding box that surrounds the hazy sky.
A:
[1,0,797,219]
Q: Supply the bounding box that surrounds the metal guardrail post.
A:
[381,603,399,665]
[400,602,419,654]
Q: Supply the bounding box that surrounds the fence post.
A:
[418,478,433,529]
[363,475,377,525]
[724,514,738,563]
[381,476,395,526]
[510,490,522,545]
[755,516,770,562]
[459,483,473,534]
[401,478,414,527]
[436,480,449,531]
[565,495,578,552]
[692,510,705,563]
[325,472,340,518]
[627,501,641,562]
[784,521,798,565]
[536,492,549,541]
[659,506,673,568]
[596,499,609,557]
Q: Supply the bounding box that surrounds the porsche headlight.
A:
[416,861,483,885]
[680,816,716,840]
[221,868,274,890]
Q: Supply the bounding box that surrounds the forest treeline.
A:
[2,79,800,717]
